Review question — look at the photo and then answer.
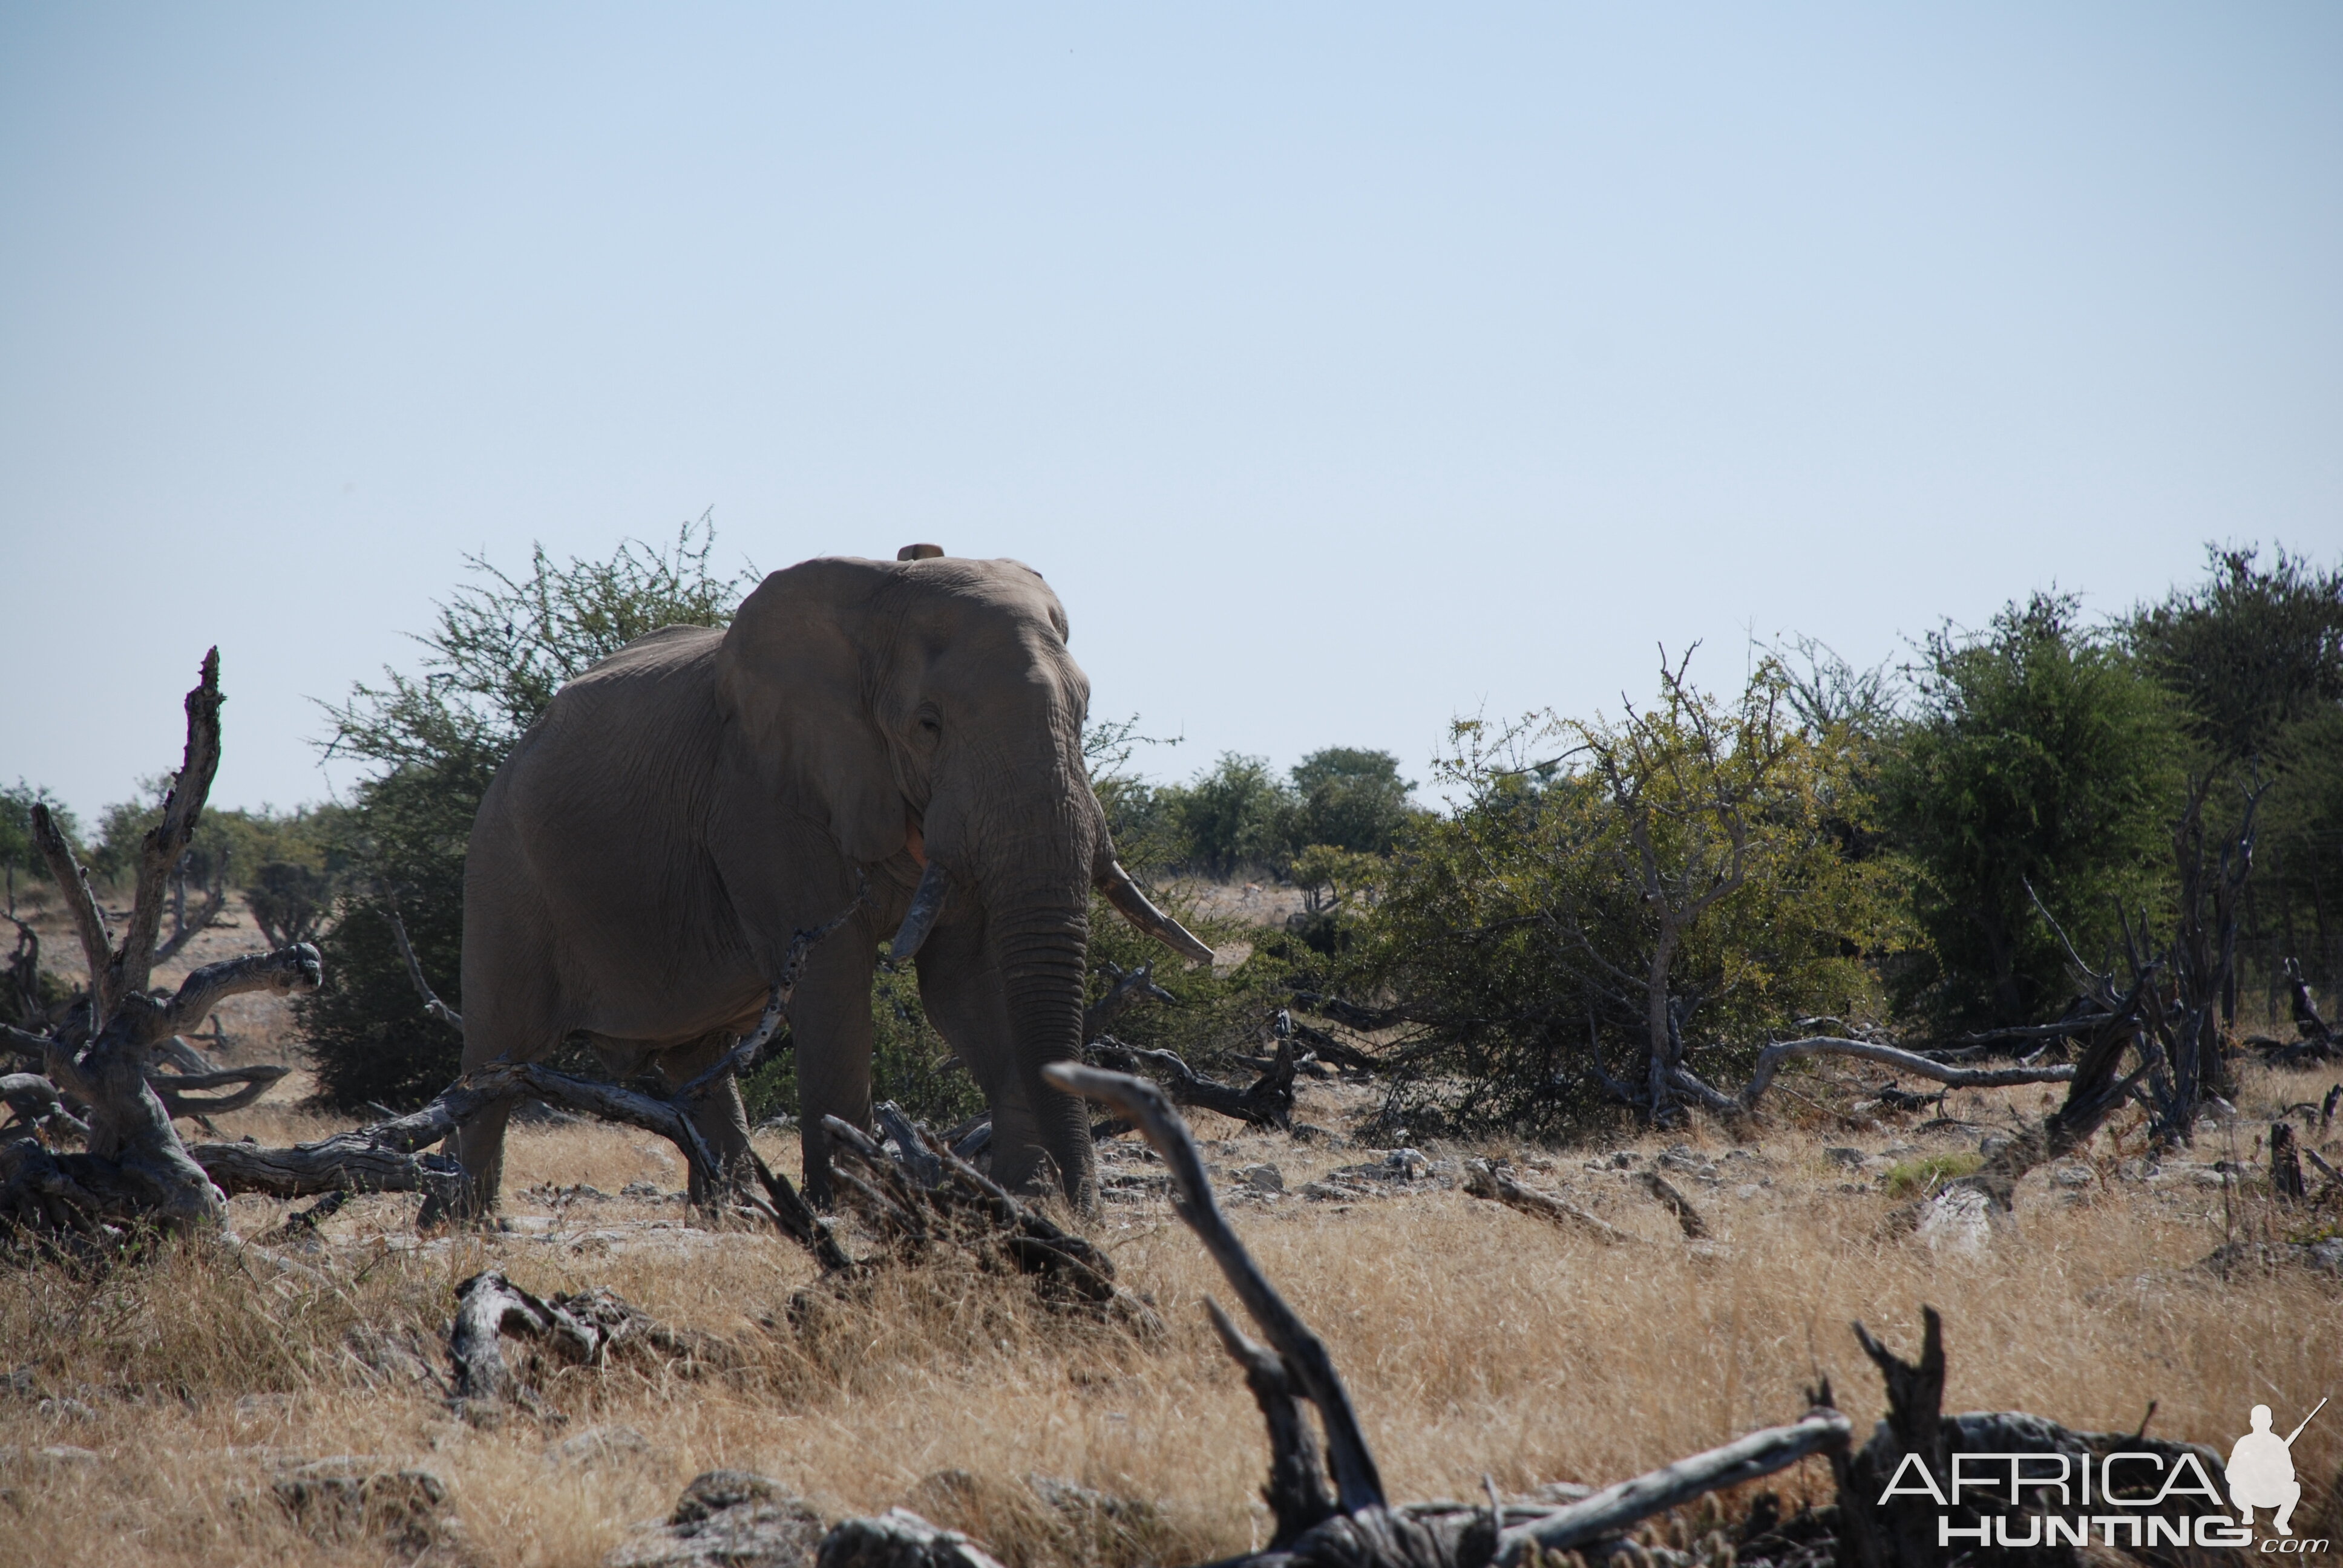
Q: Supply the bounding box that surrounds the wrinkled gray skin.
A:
[454,554,1170,1212]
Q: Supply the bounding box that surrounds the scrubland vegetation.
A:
[5,527,2342,1567]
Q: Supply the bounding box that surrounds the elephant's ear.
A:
[715,558,909,865]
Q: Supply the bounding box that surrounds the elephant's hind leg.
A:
[441,964,565,1221]
[658,1030,755,1200]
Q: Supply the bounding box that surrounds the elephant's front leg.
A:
[787,922,879,1208]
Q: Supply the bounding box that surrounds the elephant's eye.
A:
[916,710,942,736]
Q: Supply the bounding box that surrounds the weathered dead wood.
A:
[148,1062,292,1119]
[1,1072,88,1140]
[1044,1062,1852,1568]
[29,805,114,1018]
[447,1266,727,1419]
[1044,1061,1387,1512]
[1283,1018,1381,1076]
[1736,1037,2076,1112]
[1950,971,2152,1213]
[182,1053,727,1218]
[2304,1142,2343,1198]
[1840,1308,1946,1568]
[191,1132,470,1210]
[378,885,462,1032]
[1461,1160,1639,1245]
[814,1111,1157,1327]
[1,656,327,1241]
[749,1148,854,1271]
[151,856,230,966]
[1087,1034,1297,1131]
[2289,958,2335,1044]
[251,1188,350,1246]
[1829,1305,2223,1568]
[1203,1296,1337,1548]
[1495,1410,1853,1564]
[1084,961,1175,1043]
[53,651,224,1016]
[2272,1120,2307,1201]
[1635,1170,1710,1239]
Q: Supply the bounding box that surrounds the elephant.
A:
[448,549,1212,1214]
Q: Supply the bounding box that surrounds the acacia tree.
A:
[1367,653,1906,1134]
[303,518,760,1108]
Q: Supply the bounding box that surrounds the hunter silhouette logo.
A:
[2230,1399,2326,1538]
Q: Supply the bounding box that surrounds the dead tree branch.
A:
[1635,1170,1710,1239]
[0,653,339,1243]
[1828,1305,2221,1568]
[1087,1033,1298,1131]
[1084,961,1175,1042]
[1736,1037,2075,1112]
[1951,968,2154,1212]
[379,885,463,1032]
[1203,1295,1337,1547]
[447,1267,728,1419]
[813,1111,1158,1327]
[28,802,114,1013]
[148,1062,292,1119]
[1461,1160,1639,1245]
[1044,1061,1853,1568]
[1495,1410,1852,1564]
[1044,1060,1386,1512]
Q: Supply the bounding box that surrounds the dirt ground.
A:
[5,886,2343,1567]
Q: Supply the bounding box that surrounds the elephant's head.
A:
[713,552,1210,1204]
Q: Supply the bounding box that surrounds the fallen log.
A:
[1461,1160,1638,1245]
[1087,1033,1297,1131]
[1947,976,2152,1213]
[1284,1018,1381,1076]
[1496,1411,1852,1564]
[1737,1037,2076,1112]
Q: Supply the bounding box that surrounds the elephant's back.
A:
[470,624,729,908]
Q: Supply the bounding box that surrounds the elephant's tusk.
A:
[889,861,949,961]
[1096,860,1216,965]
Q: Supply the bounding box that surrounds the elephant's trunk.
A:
[987,872,1097,1206]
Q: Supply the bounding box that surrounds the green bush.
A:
[1357,656,1906,1137]
[1878,592,2182,1030]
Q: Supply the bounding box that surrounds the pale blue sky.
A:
[5,5,2339,820]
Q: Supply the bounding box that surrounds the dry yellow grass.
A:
[5,1065,2341,1568]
